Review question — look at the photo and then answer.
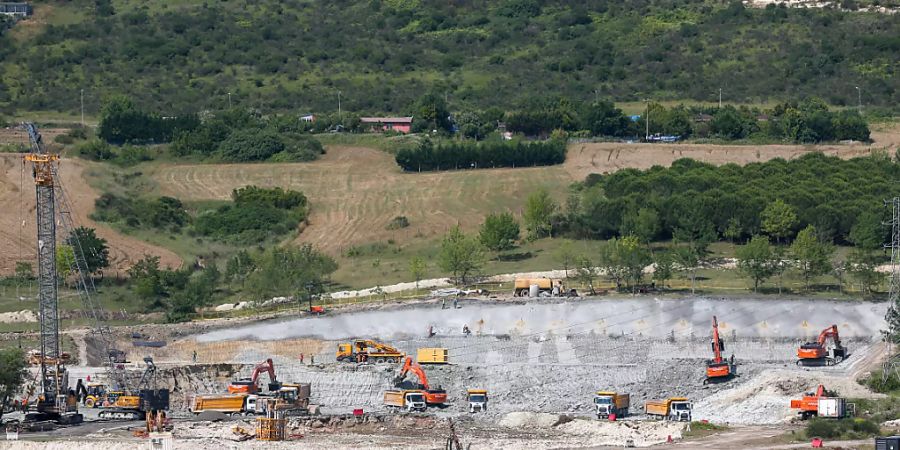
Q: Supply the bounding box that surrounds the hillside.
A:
[1,0,898,116]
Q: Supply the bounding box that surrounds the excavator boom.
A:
[228,358,279,394]
[394,357,447,406]
[705,316,734,383]
[797,325,845,366]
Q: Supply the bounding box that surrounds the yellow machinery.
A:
[336,340,404,363]
[417,348,448,364]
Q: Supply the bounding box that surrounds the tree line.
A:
[504,98,870,143]
[395,138,566,172]
[565,153,894,246]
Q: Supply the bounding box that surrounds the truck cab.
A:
[669,400,692,422]
[593,391,629,419]
[404,391,427,412]
[467,389,488,413]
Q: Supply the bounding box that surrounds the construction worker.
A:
[192,350,197,363]
[462,325,470,337]
[442,299,446,310]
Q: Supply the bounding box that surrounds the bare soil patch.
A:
[0,154,182,275]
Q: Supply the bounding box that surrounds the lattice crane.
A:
[23,123,127,423]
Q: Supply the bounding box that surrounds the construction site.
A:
[0,124,898,450]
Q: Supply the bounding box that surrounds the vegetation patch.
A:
[2,2,899,113]
[395,138,566,171]
[805,417,881,440]
[93,185,308,245]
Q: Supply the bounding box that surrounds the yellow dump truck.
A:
[191,394,268,415]
[467,389,488,413]
[383,390,427,412]
[644,397,692,422]
[594,391,630,419]
[417,348,448,364]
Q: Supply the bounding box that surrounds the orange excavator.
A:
[227,358,281,394]
[393,356,447,407]
[790,384,848,419]
[704,316,736,384]
[797,325,846,366]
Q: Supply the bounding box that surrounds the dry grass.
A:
[2,122,897,277]
[0,154,183,275]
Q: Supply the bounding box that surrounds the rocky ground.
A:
[1,295,892,449]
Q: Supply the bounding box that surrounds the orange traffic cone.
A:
[667,435,673,444]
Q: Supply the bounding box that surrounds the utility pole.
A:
[80,89,84,126]
[227,92,232,109]
[718,88,722,109]
[855,86,862,111]
[884,197,900,382]
[337,90,342,124]
[645,100,650,141]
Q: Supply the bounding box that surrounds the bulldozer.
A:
[797,325,846,366]
[336,340,404,363]
[393,356,447,407]
[704,316,736,384]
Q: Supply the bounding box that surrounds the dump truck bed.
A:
[192,394,246,413]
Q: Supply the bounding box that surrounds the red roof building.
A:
[360,117,413,134]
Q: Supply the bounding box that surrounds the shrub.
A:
[76,139,114,161]
[218,128,285,162]
[386,216,410,230]
[805,418,880,440]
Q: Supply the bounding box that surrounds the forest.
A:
[565,152,896,245]
[0,0,897,116]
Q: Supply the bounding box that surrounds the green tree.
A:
[621,207,660,245]
[790,225,835,291]
[225,250,255,284]
[479,212,520,252]
[847,248,881,297]
[736,235,777,292]
[523,188,558,240]
[761,199,798,243]
[724,217,742,245]
[652,250,674,290]
[408,256,426,290]
[574,255,598,294]
[245,245,338,300]
[555,240,576,278]
[56,245,76,281]
[618,235,651,292]
[0,348,27,421]
[849,210,884,250]
[128,255,166,310]
[67,227,110,274]
[438,226,485,286]
[673,244,702,294]
[14,262,33,282]
[412,93,452,133]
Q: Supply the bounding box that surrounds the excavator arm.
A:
[711,316,723,364]
[250,358,277,385]
[817,325,840,347]
[393,356,446,406]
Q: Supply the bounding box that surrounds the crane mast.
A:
[24,123,78,421]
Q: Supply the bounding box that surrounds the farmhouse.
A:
[360,117,413,134]
[0,2,31,17]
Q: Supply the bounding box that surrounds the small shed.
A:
[0,2,32,17]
